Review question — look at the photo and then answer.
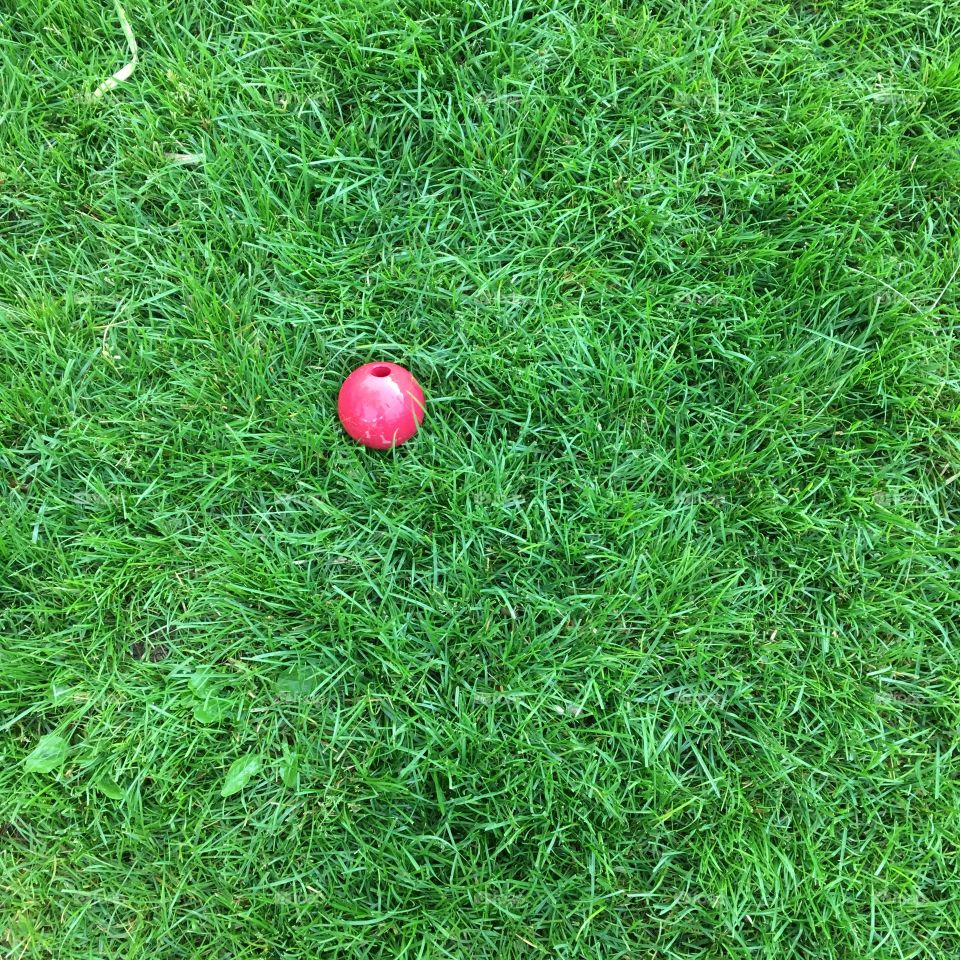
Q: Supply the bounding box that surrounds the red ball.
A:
[337,362,425,449]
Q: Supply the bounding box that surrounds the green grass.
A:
[2,0,960,956]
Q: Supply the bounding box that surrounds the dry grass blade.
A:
[90,0,137,99]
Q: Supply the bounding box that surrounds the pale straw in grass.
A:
[90,0,137,99]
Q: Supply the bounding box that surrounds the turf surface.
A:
[2,1,960,957]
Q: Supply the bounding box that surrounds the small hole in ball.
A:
[371,365,391,377]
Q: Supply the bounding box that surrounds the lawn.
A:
[2,1,959,957]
